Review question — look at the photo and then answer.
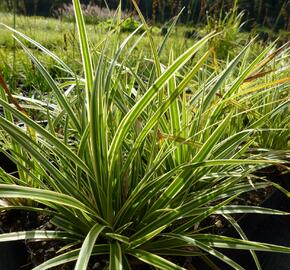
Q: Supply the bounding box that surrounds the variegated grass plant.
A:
[0,0,290,269]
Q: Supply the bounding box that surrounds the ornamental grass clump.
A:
[0,0,290,269]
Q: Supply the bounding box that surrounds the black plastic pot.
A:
[193,168,290,270]
[0,152,28,270]
[0,152,16,174]
[220,187,290,269]
[0,241,27,270]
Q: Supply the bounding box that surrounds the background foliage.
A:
[0,0,289,29]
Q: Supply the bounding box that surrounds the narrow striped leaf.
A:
[0,184,92,214]
[194,234,290,254]
[129,249,185,270]
[72,0,93,117]
[110,242,123,270]
[74,224,105,270]
[0,230,75,242]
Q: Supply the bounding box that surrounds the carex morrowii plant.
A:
[0,0,290,269]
